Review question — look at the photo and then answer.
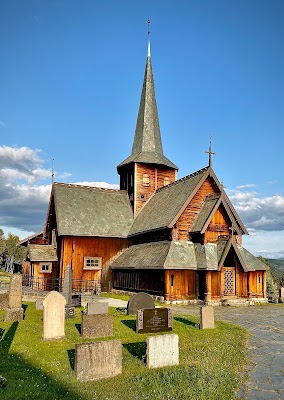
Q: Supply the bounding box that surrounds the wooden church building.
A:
[22,37,267,303]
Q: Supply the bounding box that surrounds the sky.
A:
[0,0,283,258]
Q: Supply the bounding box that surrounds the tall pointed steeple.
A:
[117,27,178,171]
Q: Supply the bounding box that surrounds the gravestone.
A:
[136,308,172,334]
[75,340,122,381]
[81,314,113,338]
[0,293,9,310]
[63,265,75,318]
[279,287,284,303]
[42,291,66,340]
[86,300,108,315]
[5,274,23,321]
[35,298,43,310]
[146,334,179,368]
[127,292,155,315]
[200,305,214,329]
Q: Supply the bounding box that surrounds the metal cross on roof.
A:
[147,18,151,57]
[205,134,216,167]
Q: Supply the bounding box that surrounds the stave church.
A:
[22,32,267,303]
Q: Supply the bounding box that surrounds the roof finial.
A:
[52,158,55,184]
[205,134,216,167]
[147,17,151,57]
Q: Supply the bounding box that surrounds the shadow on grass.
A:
[121,319,136,331]
[0,322,84,400]
[174,316,196,327]
[0,327,5,340]
[75,323,81,335]
[67,349,75,370]
[22,304,28,312]
[123,342,146,362]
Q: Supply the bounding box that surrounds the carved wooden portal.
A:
[223,267,235,295]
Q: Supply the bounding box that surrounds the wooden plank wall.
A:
[164,270,197,300]
[177,178,219,240]
[204,207,231,243]
[60,236,128,285]
[135,164,176,215]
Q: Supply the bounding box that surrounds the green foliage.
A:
[0,230,26,271]
[258,257,279,298]
[0,303,248,400]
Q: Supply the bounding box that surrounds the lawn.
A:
[0,302,248,400]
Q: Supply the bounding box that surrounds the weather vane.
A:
[205,134,216,167]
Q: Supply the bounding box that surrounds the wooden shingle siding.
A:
[177,177,219,240]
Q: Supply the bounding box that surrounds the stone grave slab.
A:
[127,292,155,315]
[81,314,113,338]
[5,308,24,321]
[42,291,66,340]
[75,340,122,381]
[0,293,8,310]
[86,300,108,315]
[35,298,43,310]
[8,274,23,309]
[136,308,172,334]
[279,287,284,303]
[200,305,214,329]
[146,334,179,368]
[63,265,75,319]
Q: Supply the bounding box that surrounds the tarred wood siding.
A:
[211,271,221,298]
[135,163,176,215]
[164,270,196,300]
[60,236,128,285]
[176,177,219,240]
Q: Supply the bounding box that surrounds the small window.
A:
[84,257,102,270]
[142,174,150,187]
[171,274,174,287]
[164,177,170,186]
[39,262,52,273]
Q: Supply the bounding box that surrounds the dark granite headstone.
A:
[127,292,155,315]
[136,308,172,334]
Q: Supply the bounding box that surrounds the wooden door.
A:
[223,267,235,296]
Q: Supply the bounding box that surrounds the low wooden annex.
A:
[23,37,267,302]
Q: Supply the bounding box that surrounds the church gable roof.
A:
[190,194,221,233]
[52,183,133,238]
[129,167,209,236]
[117,50,177,171]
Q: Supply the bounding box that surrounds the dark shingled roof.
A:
[117,55,178,171]
[53,183,133,238]
[129,167,209,236]
[111,239,268,272]
[28,245,58,262]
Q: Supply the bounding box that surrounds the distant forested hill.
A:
[265,258,284,279]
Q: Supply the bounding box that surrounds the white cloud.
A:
[75,181,119,190]
[227,188,284,231]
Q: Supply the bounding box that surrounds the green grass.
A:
[0,303,248,400]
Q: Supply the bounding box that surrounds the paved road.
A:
[169,304,284,400]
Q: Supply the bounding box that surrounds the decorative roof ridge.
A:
[53,182,125,194]
[155,166,209,193]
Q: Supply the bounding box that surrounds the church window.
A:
[164,177,170,186]
[130,175,133,187]
[84,257,102,270]
[171,274,174,287]
[142,174,150,186]
[39,262,52,273]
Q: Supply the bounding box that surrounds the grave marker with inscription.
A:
[136,308,172,334]
[4,274,23,321]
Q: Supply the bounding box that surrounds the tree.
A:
[258,256,279,299]
[0,230,26,271]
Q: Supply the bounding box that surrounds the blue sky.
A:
[0,0,283,258]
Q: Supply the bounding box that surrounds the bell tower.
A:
[117,21,178,215]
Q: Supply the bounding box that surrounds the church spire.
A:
[117,21,178,171]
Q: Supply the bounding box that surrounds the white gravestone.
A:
[42,291,66,340]
[146,334,179,368]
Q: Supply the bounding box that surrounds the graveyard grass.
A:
[0,303,248,400]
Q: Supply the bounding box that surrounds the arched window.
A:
[142,174,150,187]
